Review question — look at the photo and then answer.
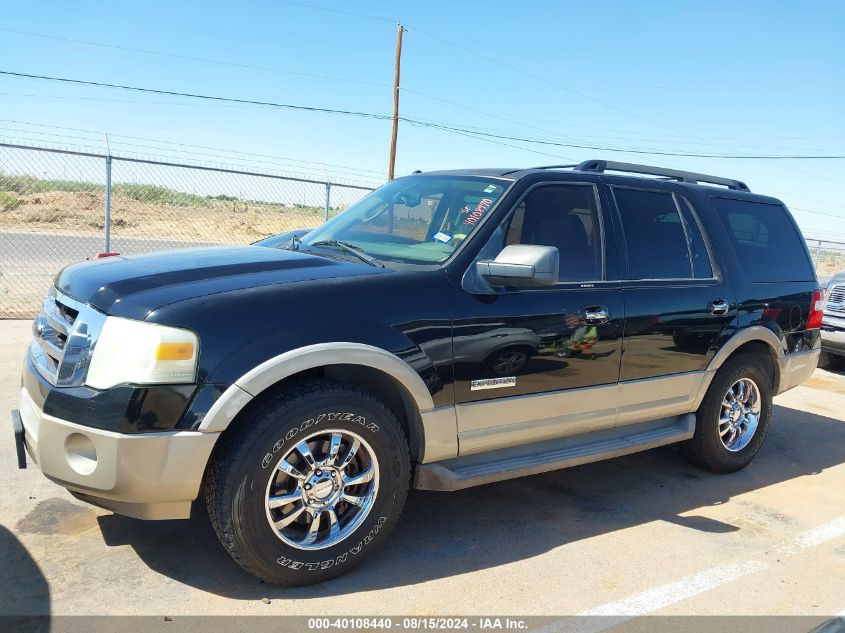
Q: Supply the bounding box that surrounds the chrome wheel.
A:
[264,429,379,550]
[718,378,761,452]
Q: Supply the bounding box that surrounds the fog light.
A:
[65,433,97,475]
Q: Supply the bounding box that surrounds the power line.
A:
[402,88,840,152]
[1,88,574,163]
[272,1,802,97]
[786,193,845,211]
[409,119,845,159]
[0,132,382,183]
[404,24,688,137]
[2,70,843,160]
[0,90,268,109]
[0,25,575,143]
[271,0,396,24]
[0,92,260,108]
[0,120,386,178]
[403,118,577,162]
[7,26,840,153]
[790,206,845,220]
[0,69,394,119]
[8,86,837,157]
[286,0,689,134]
[760,158,845,188]
[0,27,392,89]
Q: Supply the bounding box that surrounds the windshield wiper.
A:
[309,240,385,268]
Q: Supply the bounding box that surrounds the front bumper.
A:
[14,386,219,519]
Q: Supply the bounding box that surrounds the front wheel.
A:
[205,380,410,585]
[683,353,773,473]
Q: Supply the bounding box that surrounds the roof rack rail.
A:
[557,160,750,191]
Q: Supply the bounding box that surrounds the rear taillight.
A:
[806,289,825,329]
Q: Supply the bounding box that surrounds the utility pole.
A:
[388,23,405,180]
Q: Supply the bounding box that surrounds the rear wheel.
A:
[684,353,773,473]
[205,380,410,585]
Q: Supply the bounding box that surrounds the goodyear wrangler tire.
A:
[205,379,410,585]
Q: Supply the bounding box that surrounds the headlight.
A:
[86,317,199,390]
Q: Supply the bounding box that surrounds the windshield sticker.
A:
[462,197,493,226]
[433,231,453,244]
[483,184,498,193]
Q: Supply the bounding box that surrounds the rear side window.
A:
[612,188,694,279]
[710,197,813,282]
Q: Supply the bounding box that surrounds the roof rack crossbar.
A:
[569,160,750,191]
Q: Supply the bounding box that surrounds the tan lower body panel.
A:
[419,406,459,463]
[777,348,820,394]
[456,372,706,457]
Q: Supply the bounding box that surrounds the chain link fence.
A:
[0,143,377,317]
[805,236,845,280]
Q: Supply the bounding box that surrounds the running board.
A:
[414,414,695,491]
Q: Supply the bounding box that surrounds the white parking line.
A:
[580,560,768,617]
[793,516,845,548]
[537,515,845,633]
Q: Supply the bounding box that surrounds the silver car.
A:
[821,271,845,370]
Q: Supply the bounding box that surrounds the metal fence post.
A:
[324,182,331,223]
[104,155,112,253]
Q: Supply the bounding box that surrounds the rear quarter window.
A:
[710,197,814,282]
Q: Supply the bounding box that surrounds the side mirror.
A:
[476,244,559,287]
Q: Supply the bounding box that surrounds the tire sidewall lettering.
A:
[260,411,379,469]
[275,516,388,571]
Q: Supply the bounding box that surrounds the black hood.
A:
[56,246,389,319]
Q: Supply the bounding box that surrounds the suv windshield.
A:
[300,175,509,264]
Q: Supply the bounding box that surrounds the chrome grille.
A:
[30,289,106,387]
[827,284,845,315]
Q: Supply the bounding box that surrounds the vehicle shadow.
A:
[96,403,845,600]
[0,525,50,631]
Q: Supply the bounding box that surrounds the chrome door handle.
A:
[708,299,730,315]
[579,306,610,325]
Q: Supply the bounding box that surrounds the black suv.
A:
[12,160,824,585]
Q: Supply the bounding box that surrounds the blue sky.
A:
[1,0,843,237]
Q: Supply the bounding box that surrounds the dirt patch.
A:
[814,250,845,278]
[2,189,332,244]
[15,498,100,536]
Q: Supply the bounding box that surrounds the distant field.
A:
[0,176,329,244]
[813,251,845,278]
